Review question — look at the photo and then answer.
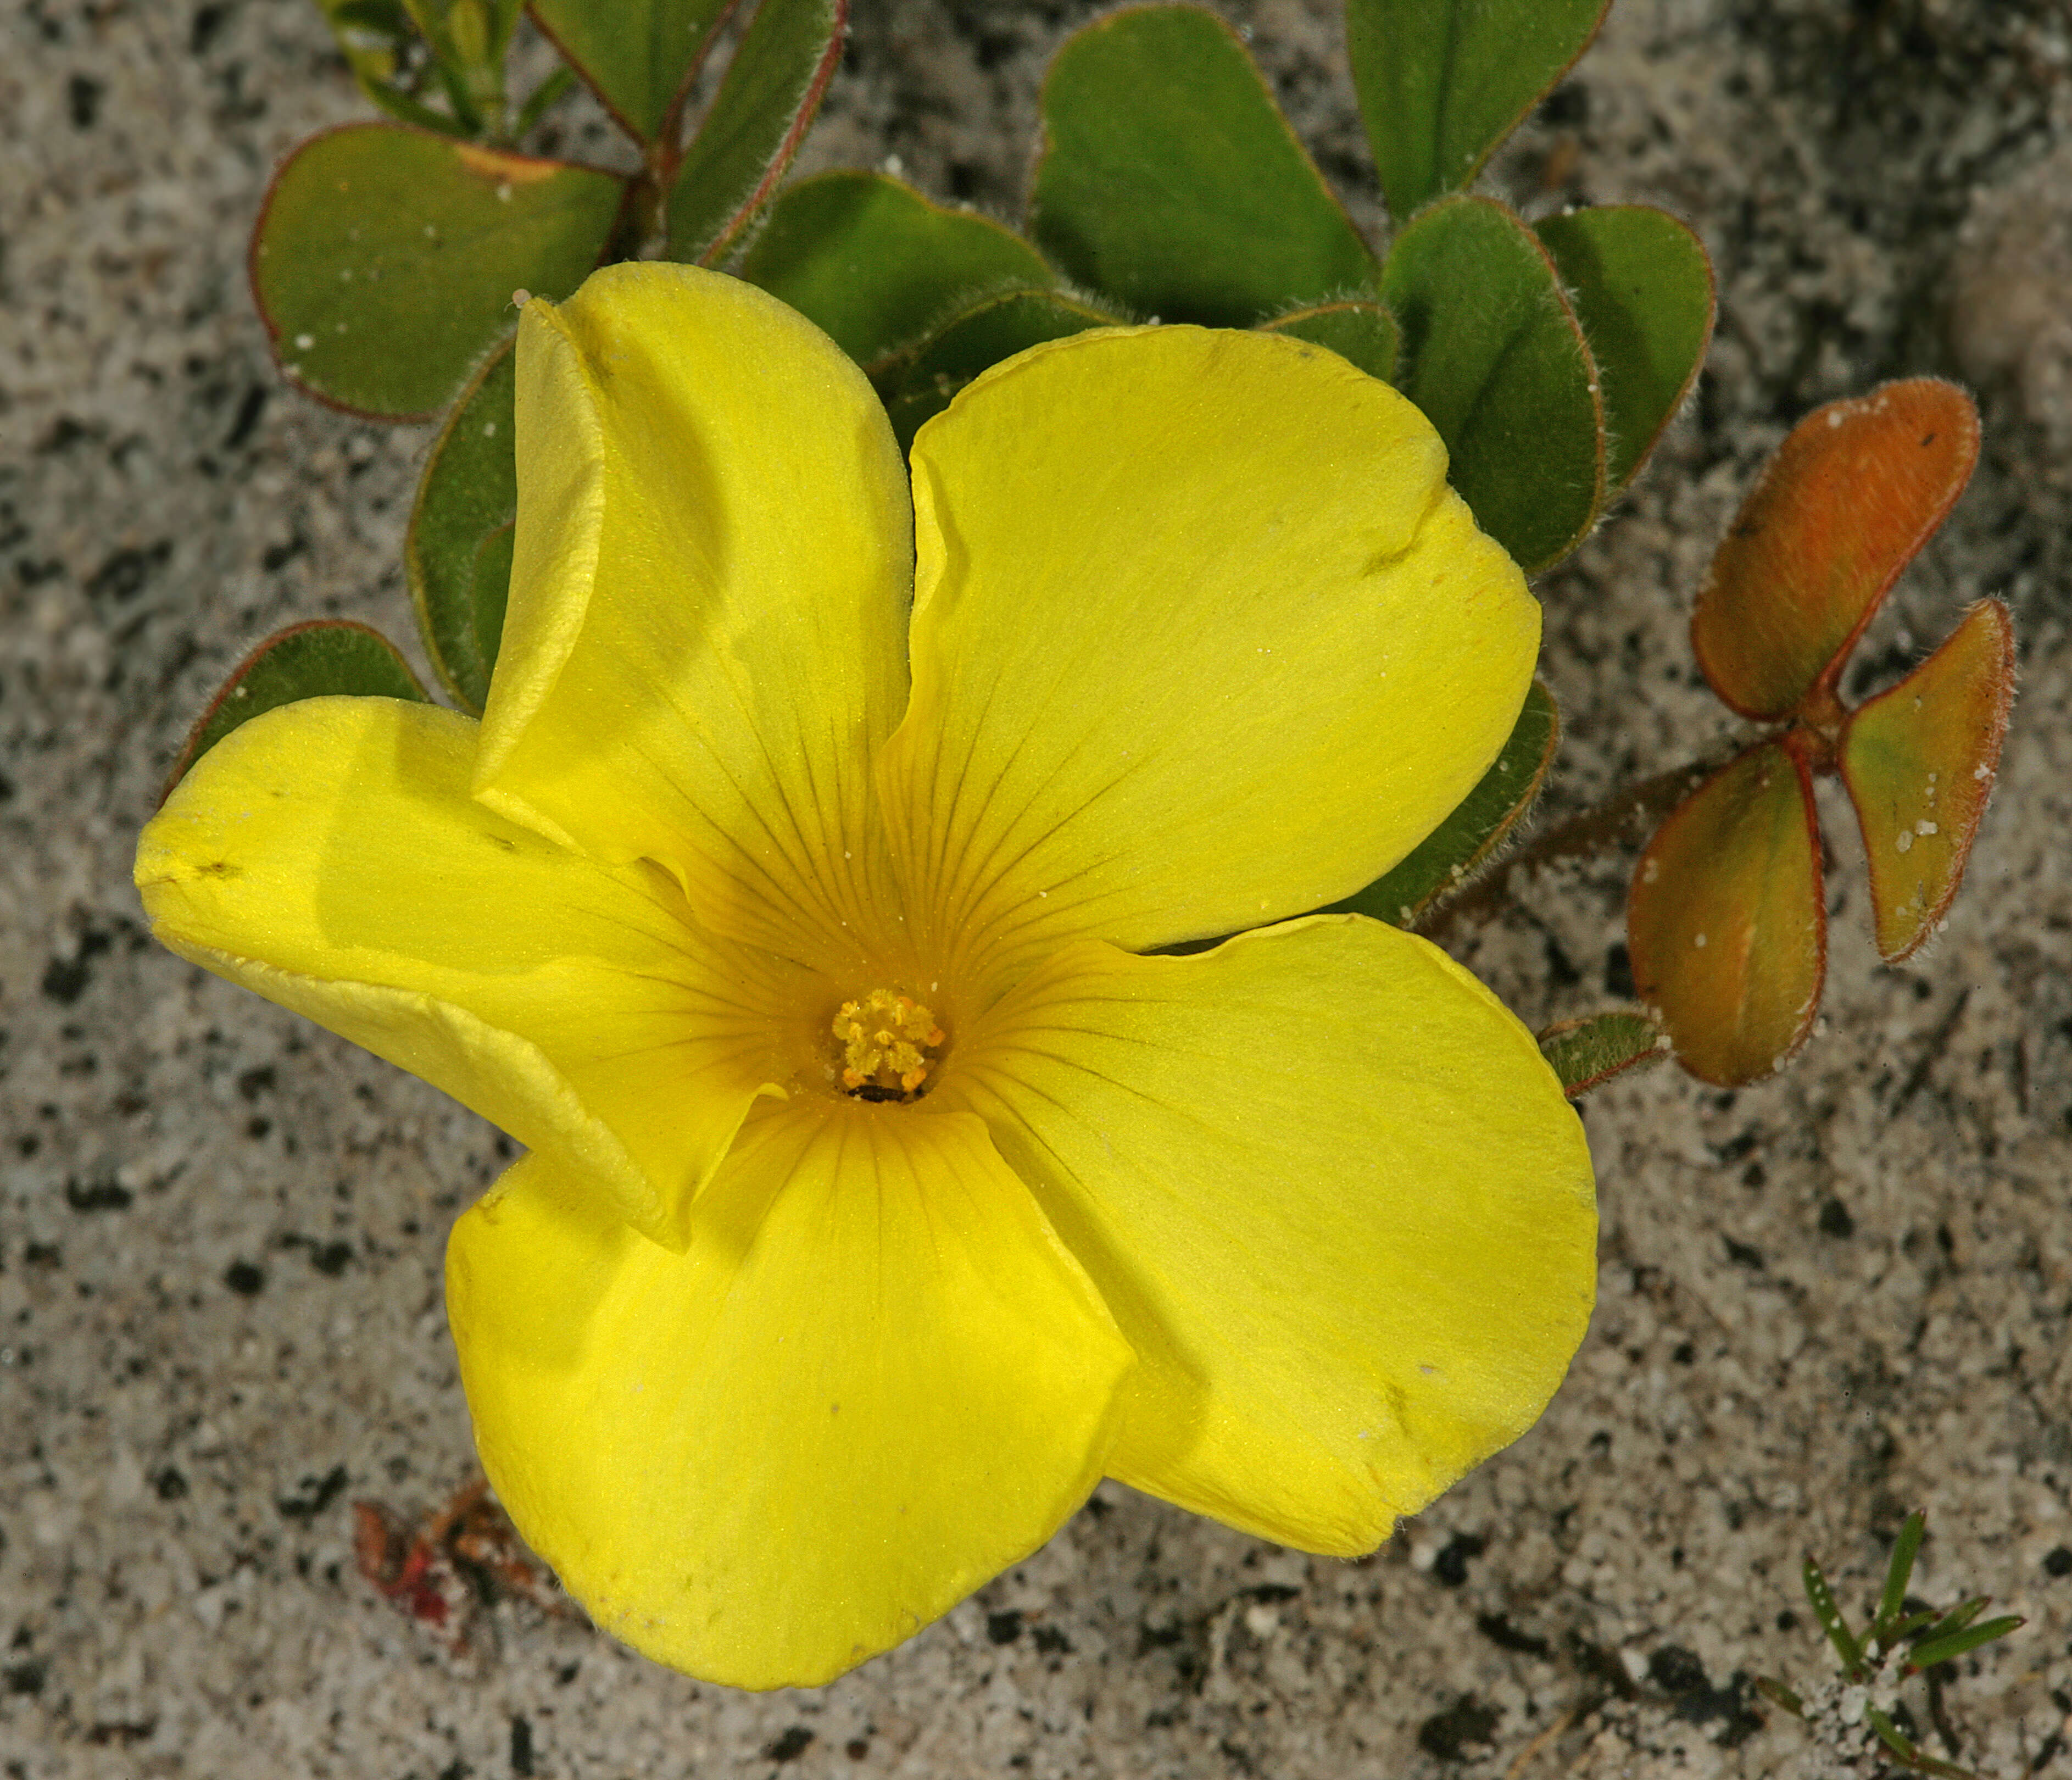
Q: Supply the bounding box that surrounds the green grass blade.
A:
[1876,1510,1928,1644]
[1802,1558,1862,1676]
[1905,1615,2023,1673]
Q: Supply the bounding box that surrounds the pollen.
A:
[833,989,946,1102]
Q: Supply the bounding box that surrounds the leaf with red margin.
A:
[1691,379,1979,721]
[405,337,515,713]
[250,124,627,420]
[164,621,430,798]
[1537,1009,1667,1099]
[1628,740,1826,1087]
[664,0,847,264]
[1380,196,1605,574]
[528,0,737,144]
[1028,4,1377,327]
[1533,204,1715,496]
[738,170,1056,386]
[1840,599,2015,962]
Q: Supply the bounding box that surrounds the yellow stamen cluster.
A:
[833,989,946,1099]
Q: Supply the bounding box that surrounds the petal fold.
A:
[479,263,916,973]
[948,915,1595,1554]
[447,1104,1132,1688]
[878,325,1538,992]
[136,697,810,1247]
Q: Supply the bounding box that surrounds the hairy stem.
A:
[1419,753,1731,945]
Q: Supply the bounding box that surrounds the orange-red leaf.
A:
[1839,599,2015,962]
[1692,379,1979,721]
[1628,741,1826,1087]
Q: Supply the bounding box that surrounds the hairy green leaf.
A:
[529,0,734,142]
[1346,0,1608,220]
[1030,3,1374,325]
[1381,196,1603,571]
[405,338,515,711]
[252,124,623,418]
[1258,299,1400,383]
[884,287,1121,448]
[739,171,1054,384]
[1536,205,1714,493]
[1537,1010,1666,1099]
[166,621,428,794]
[665,0,846,263]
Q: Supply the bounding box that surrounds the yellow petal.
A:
[949,915,1595,1554]
[878,325,1537,992]
[446,1102,1133,1688]
[478,264,915,974]
[136,697,814,1248]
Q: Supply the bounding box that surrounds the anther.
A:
[832,988,946,1101]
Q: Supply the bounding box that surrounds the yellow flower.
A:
[135,264,1595,1688]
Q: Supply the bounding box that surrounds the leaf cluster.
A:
[1627,383,2015,1085]
[1757,1511,2024,1777]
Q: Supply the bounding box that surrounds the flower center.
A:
[832,988,946,1103]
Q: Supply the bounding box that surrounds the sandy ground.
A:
[3,0,2070,1775]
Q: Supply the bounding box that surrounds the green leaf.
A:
[884,287,1121,449]
[1906,1614,2023,1673]
[1537,1010,1667,1099]
[529,0,733,142]
[1380,196,1603,572]
[165,621,428,794]
[1876,1510,1928,1645]
[1258,299,1400,383]
[1882,1606,1943,1647]
[1346,0,1609,221]
[311,1,481,135]
[252,123,625,419]
[1328,679,1558,927]
[1802,1558,1863,1677]
[397,0,525,135]
[1535,205,1715,493]
[665,0,847,264]
[405,337,515,711]
[472,522,516,671]
[1029,3,1375,326]
[738,171,1054,385]
[1916,1595,1990,1644]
